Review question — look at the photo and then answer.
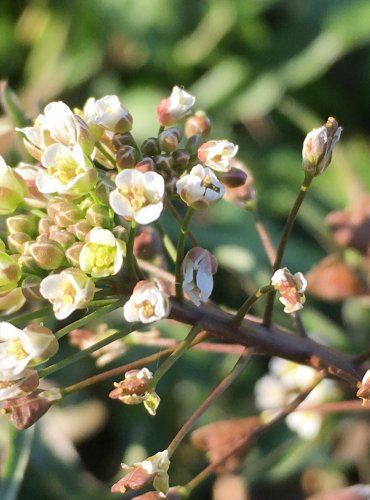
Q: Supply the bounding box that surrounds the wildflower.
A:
[0,323,58,377]
[302,117,342,176]
[109,368,160,416]
[111,450,170,497]
[157,86,195,126]
[83,95,133,137]
[182,247,217,306]
[197,140,238,172]
[271,267,307,314]
[109,169,165,224]
[79,228,125,278]
[176,164,224,209]
[40,268,95,320]
[37,143,98,196]
[0,156,27,214]
[123,280,170,324]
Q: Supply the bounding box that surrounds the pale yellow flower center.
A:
[0,380,15,390]
[87,243,116,275]
[62,284,76,305]
[8,338,28,360]
[49,154,84,184]
[119,185,151,212]
[141,300,154,318]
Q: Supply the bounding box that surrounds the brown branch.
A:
[169,299,365,387]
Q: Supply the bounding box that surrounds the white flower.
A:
[302,117,342,176]
[40,268,95,320]
[0,368,39,401]
[37,143,98,196]
[157,85,195,126]
[123,280,170,324]
[182,247,217,306]
[84,95,132,134]
[197,140,238,172]
[0,156,27,214]
[0,323,58,377]
[176,164,224,209]
[271,267,307,314]
[109,169,164,224]
[79,228,125,278]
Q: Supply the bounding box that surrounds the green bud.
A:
[67,220,92,241]
[7,232,32,254]
[49,229,76,249]
[6,214,38,236]
[38,217,54,235]
[86,204,113,229]
[29,239,65,270]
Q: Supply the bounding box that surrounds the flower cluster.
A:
[255,357,339,439]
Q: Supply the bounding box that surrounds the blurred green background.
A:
[0,0,369,499]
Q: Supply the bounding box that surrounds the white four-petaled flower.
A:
[79,228,125,278]
[182,247,218,306]
[176,164,224,209]
[271,267,307,314]
[157,86,195,126]
[123,280,170,324]
[197,140,238,172]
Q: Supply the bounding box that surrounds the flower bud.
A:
[185,110,211,138]
[197,139,238,172]
[74,114,95,155]
[29,239,65,270]
[47,200,83,228]
[14,164,48,209]
[112,132,136,151]
[94,180,111,205]
[0,156,28,214]
[185,133,204,155]
[302,117,342,176]
[49,229,76,249]
[158,127,181,153]
[86,203,112,229]
[219,166,248,188]
[157,86,195,126]
[65,241,84,266]
[154,155,174,170]
[21,275,43,301]
[6,214,37,236]
[0,252,21,292]
[18,255,42,274]
[135,157,155,173]
[116,145,139,170]
[172,149,190,169]
[67,220,92,241]
[0,288,26,315]
[7,232,32,255]
[223,161,256,210]
[182,247,217,306]
[38,217,54,235]
[141,137,160,156]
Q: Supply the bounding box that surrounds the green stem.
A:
[151,323,203,386]
[126,220,139,282]
[8,305,53,326]
[154,222,177,263]
[232,285,274,327]
[263,172,314,326]
[166,200,199,247]
[158,125,165,136]
[96,141,116,166]
[167,347,252,457]
[39,322,140,379]
[175,207,194,301]
[55,300,123,340]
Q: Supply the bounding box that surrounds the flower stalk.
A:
[175,207,194,300]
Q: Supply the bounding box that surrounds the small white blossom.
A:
[109,169,164,224]
[37,143,98,196]
[176,164,224,209]
[123,280,170,324]
[0,323,58,377]
[84,95,132,135]
[40,268,95,320]
[79,228,125,278]
[157,85,195,126]
[197,140,238,172]
[182,247,217,306]
[271,267,307,314]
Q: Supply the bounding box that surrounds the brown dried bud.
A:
[112,132,136,151]
[1,389,57,430]
[219,167,248,188]
[185,110,211,138]
[116,145,139,170]
[135,157,155,173]
[158,127,181,153]
[141,137,160,156]
[29,239,65,270]
[223,161,256,210]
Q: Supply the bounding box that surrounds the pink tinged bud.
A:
[133,226,164,261]
[271,268,307,313]
[185,110,211,138]
[0,156,28,214]
[302,117,342,176]
[0,288,26,315]
[158,127,181,153]
[109,169,165,225]
[116,145,139,169]
[157,86,195,126]
[182,247,217,306]
[197,140,238,172]
[176,164,224,209]
[29,239,65,270]
[14,164,48,209]
[154,155,174,170]
[135,157,155,173]
[123,280,170,324]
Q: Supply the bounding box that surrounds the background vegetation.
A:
[0,0,369,498]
